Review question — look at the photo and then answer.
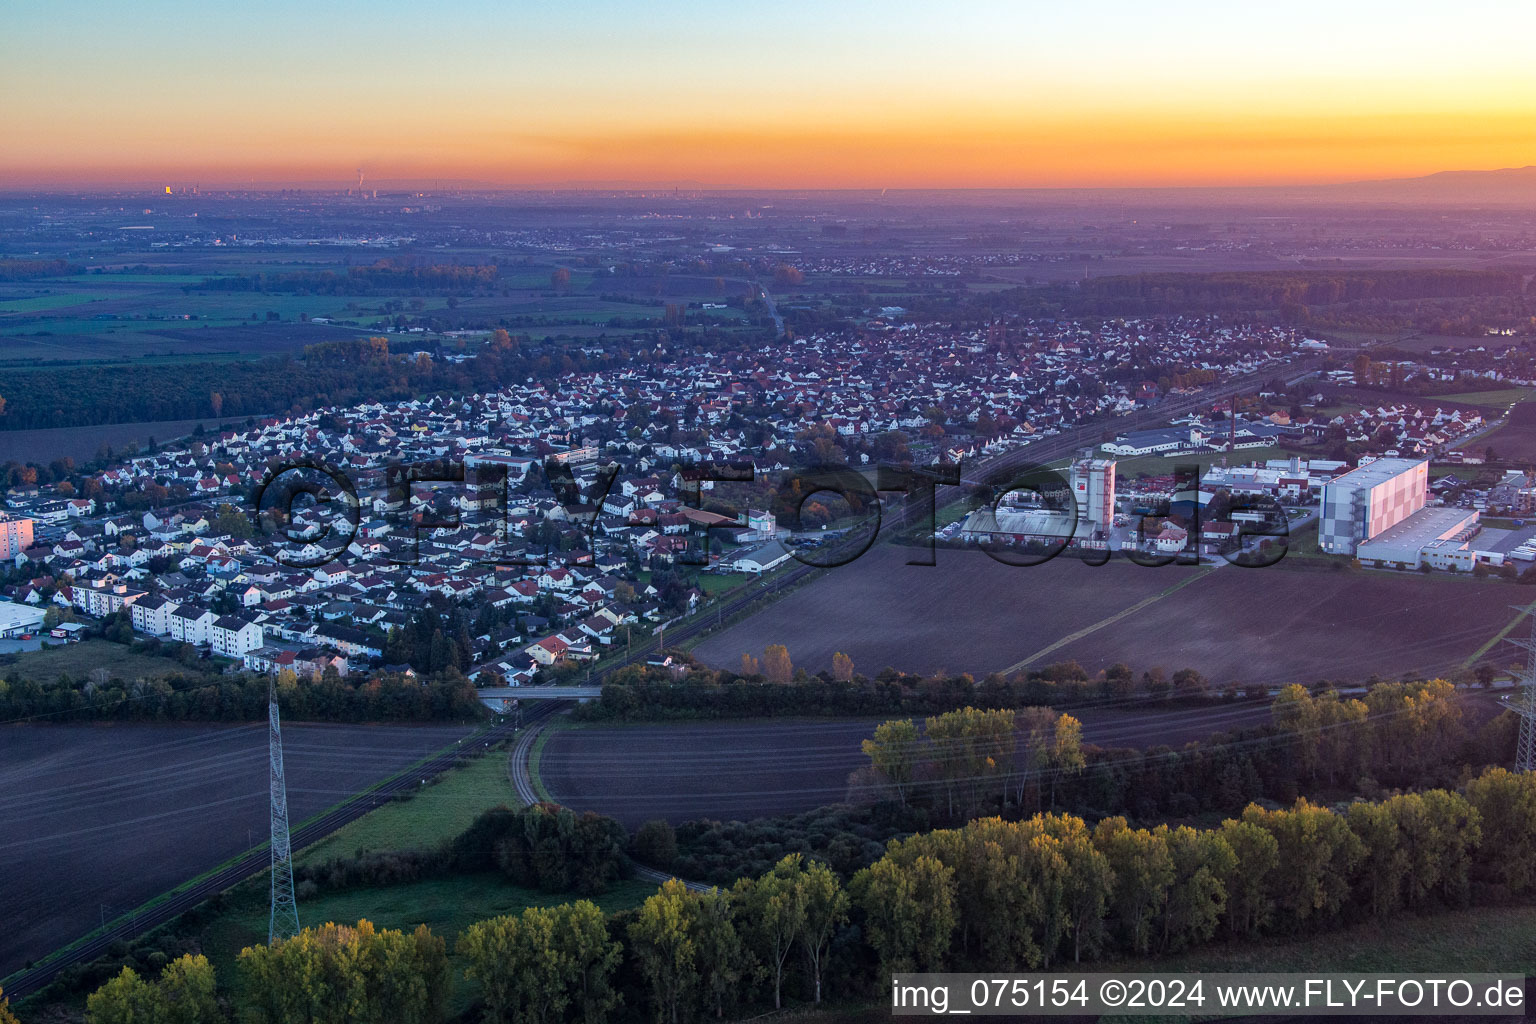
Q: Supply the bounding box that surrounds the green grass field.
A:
[695,572,752,594]
[781,904,1536,1024]
[0,638,213,682]
[297,742,519,867]
[1117,903,1536,977]
[0,291,137,314]
[1428,388,1535,409]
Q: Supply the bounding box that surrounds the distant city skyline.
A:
[2,0,1533,188]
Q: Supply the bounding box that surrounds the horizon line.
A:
[2,163,1534,196]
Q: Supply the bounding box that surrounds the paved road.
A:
[481,685,603,701]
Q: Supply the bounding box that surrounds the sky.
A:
[2,0,1534,189]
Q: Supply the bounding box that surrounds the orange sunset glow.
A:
[2,1,1533,188]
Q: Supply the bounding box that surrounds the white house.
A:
[211,615,265,658]
[169,605,217,645]
[130,594,179,636]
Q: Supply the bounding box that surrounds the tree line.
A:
[0,664,485,725]
[188,260,500,296]
[578,654,1391,724]
[965,269,1527,318]
[0,258,77,281]
[76,767,1536,1023]
[0,319,737,430]
[656,681,1510,888]
[858,681,1504,821]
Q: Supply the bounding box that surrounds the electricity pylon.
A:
[1505,606,1536,772]
[268,681,300,943]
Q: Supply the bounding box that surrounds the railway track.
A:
[507,704,710,893]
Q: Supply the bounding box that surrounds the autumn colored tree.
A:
[1154,824,1235,952]
[1347,799,1407,919]
[1270,683,1322,778]
[551,267,572,291]
[1388,789,1480,909]
[86,967,155,1024]
[1018,709,1083,810]
[738,652,760,677]
[1019,706,1057,808]
[1056,825,1114,963]
[1242,799,1364,933]
[1046,713,1085,809]
[772,263,804,287]
[761,644,793,684]
[830,651,854,682]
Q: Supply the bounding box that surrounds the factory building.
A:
[1070,457,1116,544]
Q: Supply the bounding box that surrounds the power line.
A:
[1506,605,1536,772]
[268,680,299,944]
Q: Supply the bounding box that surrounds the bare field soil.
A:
[0,418,234,464]
[1461,399,1536,464]
[0,320,366,364]
[540,703,1275,827]
[0,721,474,978]
[693,545,1520,686]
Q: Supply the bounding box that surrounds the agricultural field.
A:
[538,703,1276,828]
[0,255,757,367]
[0,416,246,464]
[0,721,474,979]
[1459,398,1536,464]
[1426,387,1534,409]
[692,543,1526,685]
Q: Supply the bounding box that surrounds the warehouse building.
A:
[1356,507,1483,570]
[1318,457,1429,555]
[0,601,45,638]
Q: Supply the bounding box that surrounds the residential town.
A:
[4,312,1536,688]
[0,316,1304,684]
